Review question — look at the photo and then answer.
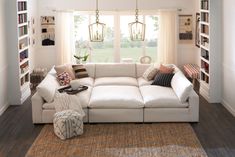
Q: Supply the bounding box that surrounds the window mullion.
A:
[142,15,146,57]
[88,15,92,62]
[114,13,120,62]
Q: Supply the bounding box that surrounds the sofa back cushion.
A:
[171,71,193,102]
[84,63,96,78]
[136,64,151,78]
[95,63,136,78]
[37,74,60,103]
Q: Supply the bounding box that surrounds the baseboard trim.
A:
[0,103,9,116]
[222,99,235,117]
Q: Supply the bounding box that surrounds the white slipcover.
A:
[137,77,154,86]
[94,77,138,87]
[89,86,144,109]
[95,63,136,78]
[70,77,94,88]
[140,85,189,108]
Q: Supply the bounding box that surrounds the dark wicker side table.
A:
[30,69,48,89]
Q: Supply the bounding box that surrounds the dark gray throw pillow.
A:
[151,73,175,87]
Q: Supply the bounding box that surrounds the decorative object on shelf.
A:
[30,17,36,46]
[89,0,106,42]
[179,15,193,43]
[195,13,200,48]
[41,16,55,46]
[140,56,152,64]
[129,0,145,41]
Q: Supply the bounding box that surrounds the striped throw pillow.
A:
[72,64,89,79]
[151,73,174,87]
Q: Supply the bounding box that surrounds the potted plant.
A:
[74,41,92,64]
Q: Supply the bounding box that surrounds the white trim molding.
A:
[222,99,235,117]
[0,103,9,116]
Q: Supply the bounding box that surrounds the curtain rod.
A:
[52,8,183,13]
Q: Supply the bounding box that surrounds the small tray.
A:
[58,85,88,95]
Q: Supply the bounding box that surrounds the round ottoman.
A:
[53,110,84,140]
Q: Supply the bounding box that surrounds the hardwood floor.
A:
[0,95,234,157]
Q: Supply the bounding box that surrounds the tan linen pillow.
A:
[142,65,159,81]
[54,64,75,80]
[159,64,175,74]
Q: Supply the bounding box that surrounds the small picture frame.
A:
[41,16,55,46]
[195,13,200,48]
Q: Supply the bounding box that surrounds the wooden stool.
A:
[183,64,200,87]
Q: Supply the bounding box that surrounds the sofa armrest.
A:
[188,90,199,122]
[31,92,44,123]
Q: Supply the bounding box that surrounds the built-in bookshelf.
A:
[199,0,222,103]
[7,0,31,105]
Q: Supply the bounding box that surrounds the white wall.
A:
[222,0,235,116]
[28,0,39,72]
[0,0,9,115]
[35,0,198,69]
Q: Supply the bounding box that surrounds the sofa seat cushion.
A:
[43,86,92,109]
[140,86,189,108]
[89,86,144,109]
[70,77,94,88]
[137,77,153,86]
[94,77,138,87]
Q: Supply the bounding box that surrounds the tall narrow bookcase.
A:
[199,0,222,103]
[7,0,31,105]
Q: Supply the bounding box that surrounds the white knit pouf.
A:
[53,110,83,140]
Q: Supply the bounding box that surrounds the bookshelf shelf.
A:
[199,0,222,103]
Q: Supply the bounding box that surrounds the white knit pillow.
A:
[37,74,60,103]
[171,71,193,102]
[142,65,159,81]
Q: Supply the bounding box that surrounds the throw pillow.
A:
[36,74,60,103]
[57,72,72,86]
[171,71,193,102]
[54,64,75,80]
[142,65,159,81]
[72,64,89,79]
[159,64,175,74]
[151,72,174,87]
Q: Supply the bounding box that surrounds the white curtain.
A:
[56,12,74,65]
[157,10,178,64]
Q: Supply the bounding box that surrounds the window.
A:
[90,15,114,62]
[74,12,159,63]
[120,15,143,62]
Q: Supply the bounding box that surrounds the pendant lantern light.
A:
[89,0,106,42]
[129,0,146,41]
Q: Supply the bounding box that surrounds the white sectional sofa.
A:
[32,63,199,123]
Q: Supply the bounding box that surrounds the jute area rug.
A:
[26,123,207,157]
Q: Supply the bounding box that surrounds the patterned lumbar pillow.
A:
[72,64,89,79]
[142,65,159,81]
[53,110,84,140]
[57,72,72,86]
[151,72,175,87]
